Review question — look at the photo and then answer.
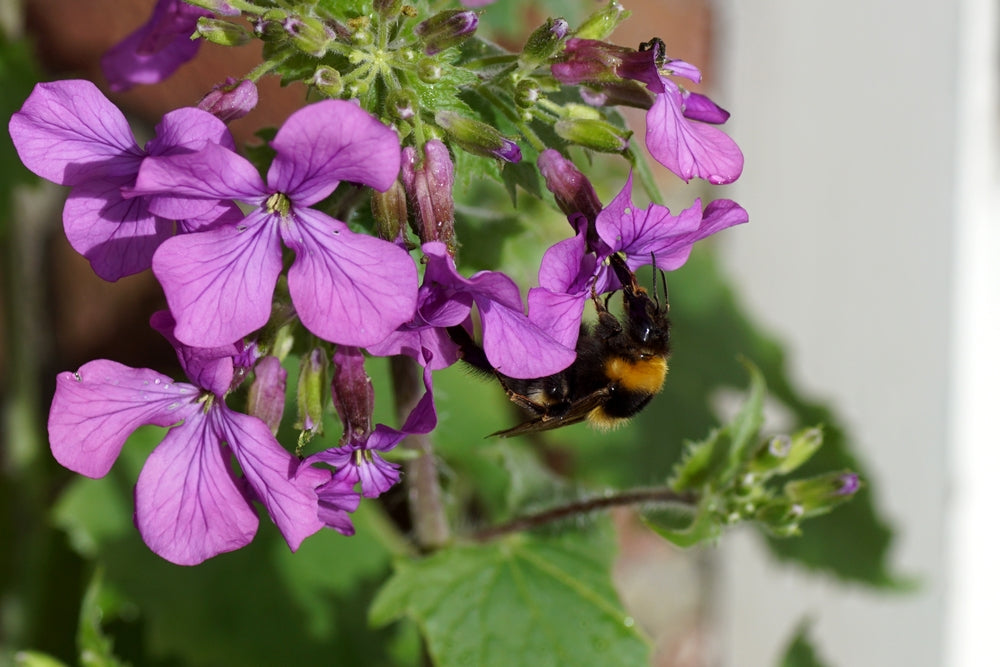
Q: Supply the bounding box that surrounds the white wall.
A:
[713,1,998,665]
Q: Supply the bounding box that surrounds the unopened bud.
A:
[330,346,374,444]
[520,17,569,66]
[435,110,521,162]
[749,428,823,477]
[371,178,408,241]
[401,140,456,249]
[374,0,402,16]
[310,66,343,97]
[416,58,443,83]
[195,17,250,46]
[285,16,332,57]
[296,348,328,443]
[574,0,630,41]
[554,118,630,153]
[184,0,239,14]
[783,471,861,518]
[414,10,478,55]
[387,88,418,121]
[247,356,287,435]
[198,78,258,121]
[514,78,540,108]
[536,148,603,220]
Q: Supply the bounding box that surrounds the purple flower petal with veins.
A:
[47,315,328,565]
[132,100,417,348]
[9,80,238,280]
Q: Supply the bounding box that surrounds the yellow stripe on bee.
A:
[604,356,668,394]
[586,407,629,431]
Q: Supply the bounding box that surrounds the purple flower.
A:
[302,347,438,534]
[368,242,577,378]
[47,312,328,565]
[527,171,748,345]
[8,79,240,281]
[553,38,743,184]
[100,0,236,92]
[129,100,419,348]
[401,140,455,249]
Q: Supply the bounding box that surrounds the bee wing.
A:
[490,387,611,438]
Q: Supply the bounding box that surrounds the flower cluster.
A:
[10,0,748,563]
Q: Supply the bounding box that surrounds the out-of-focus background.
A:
[2,0,997,665]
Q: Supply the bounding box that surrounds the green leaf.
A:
[77,569,127,667]
[669,429,730,493]
[371,528,649,666]
[779,619,830,667]
[641,501,719,548]
[12,652,69,667]
[721,359,767,484]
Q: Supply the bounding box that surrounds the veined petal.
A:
[63,179,172,281]
[315,473,360,535]
[135,414,258,565]
[284,208,417,346]
[217,406,329,552]
[527,287,587,351]
[646,92,744,184]
[268,100,402,205]
[478,296,576,379]
[355,453,400,498]
[48,360,197,479]
[146,107,237,156]
[152,212,283,347]
[149,310,238,396]
[9,80,141,186]
[133,142,267,211]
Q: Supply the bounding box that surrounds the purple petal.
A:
[198,78,259,122]
[314,472,360,535]
[246,356,287,434]
[134,414,258,565]
[48,360,198,479]
[527,287,588,351]
[663,58,702,84]
[145,107,237,156]
[9,80,141,186]
[645,91,744,184]
[218,406,329,552]
[149,310,238,396]
[536,229,594,293]
[132,142,267,217]
[682,92,730,125]
[63,179,172,281]
[268,100,402,205]
[101,0,210,92]
[283,209,417,346]
[152,211,283,347]
[477,295,576,379]
[365,326,460,370]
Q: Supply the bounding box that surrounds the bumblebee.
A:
[450,254,670,437]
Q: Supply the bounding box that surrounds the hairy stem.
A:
[390,355,450,549]
[470,487,698,541]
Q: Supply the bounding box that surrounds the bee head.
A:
[609,254,670,356]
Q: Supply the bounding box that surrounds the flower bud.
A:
[574,1,630,41]
[401,141,456,250]
[536,148,602,220]
[184,0,239,14]
[295,348,328,441]
[330,347,374,444]
[783,471,861,518]
[194,17,250,46]
[198,78,258,121]
[435,110,521,162]
[387,88,418,121]
[749,427,823,477]
[247,356,287,435]
[374,0,403,16]
[285,16,332,57]
[578,81,654,110]
[417,58,443,83]
[520,17,569,66]
[371,178,408,241]
[414,10,478,55]
[514,78,540,108]
[310,66,343,97]
[554,118,630,153]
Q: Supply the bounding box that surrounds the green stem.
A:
[470,487,698,541]
[477,86,545,153]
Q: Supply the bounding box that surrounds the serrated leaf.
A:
[669,429,730,492]
[371,529,649,666]
[720,359,767,485]
[642,500,720,548]
[779,619,830,667]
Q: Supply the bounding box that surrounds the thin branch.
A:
[470,487,698,541]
